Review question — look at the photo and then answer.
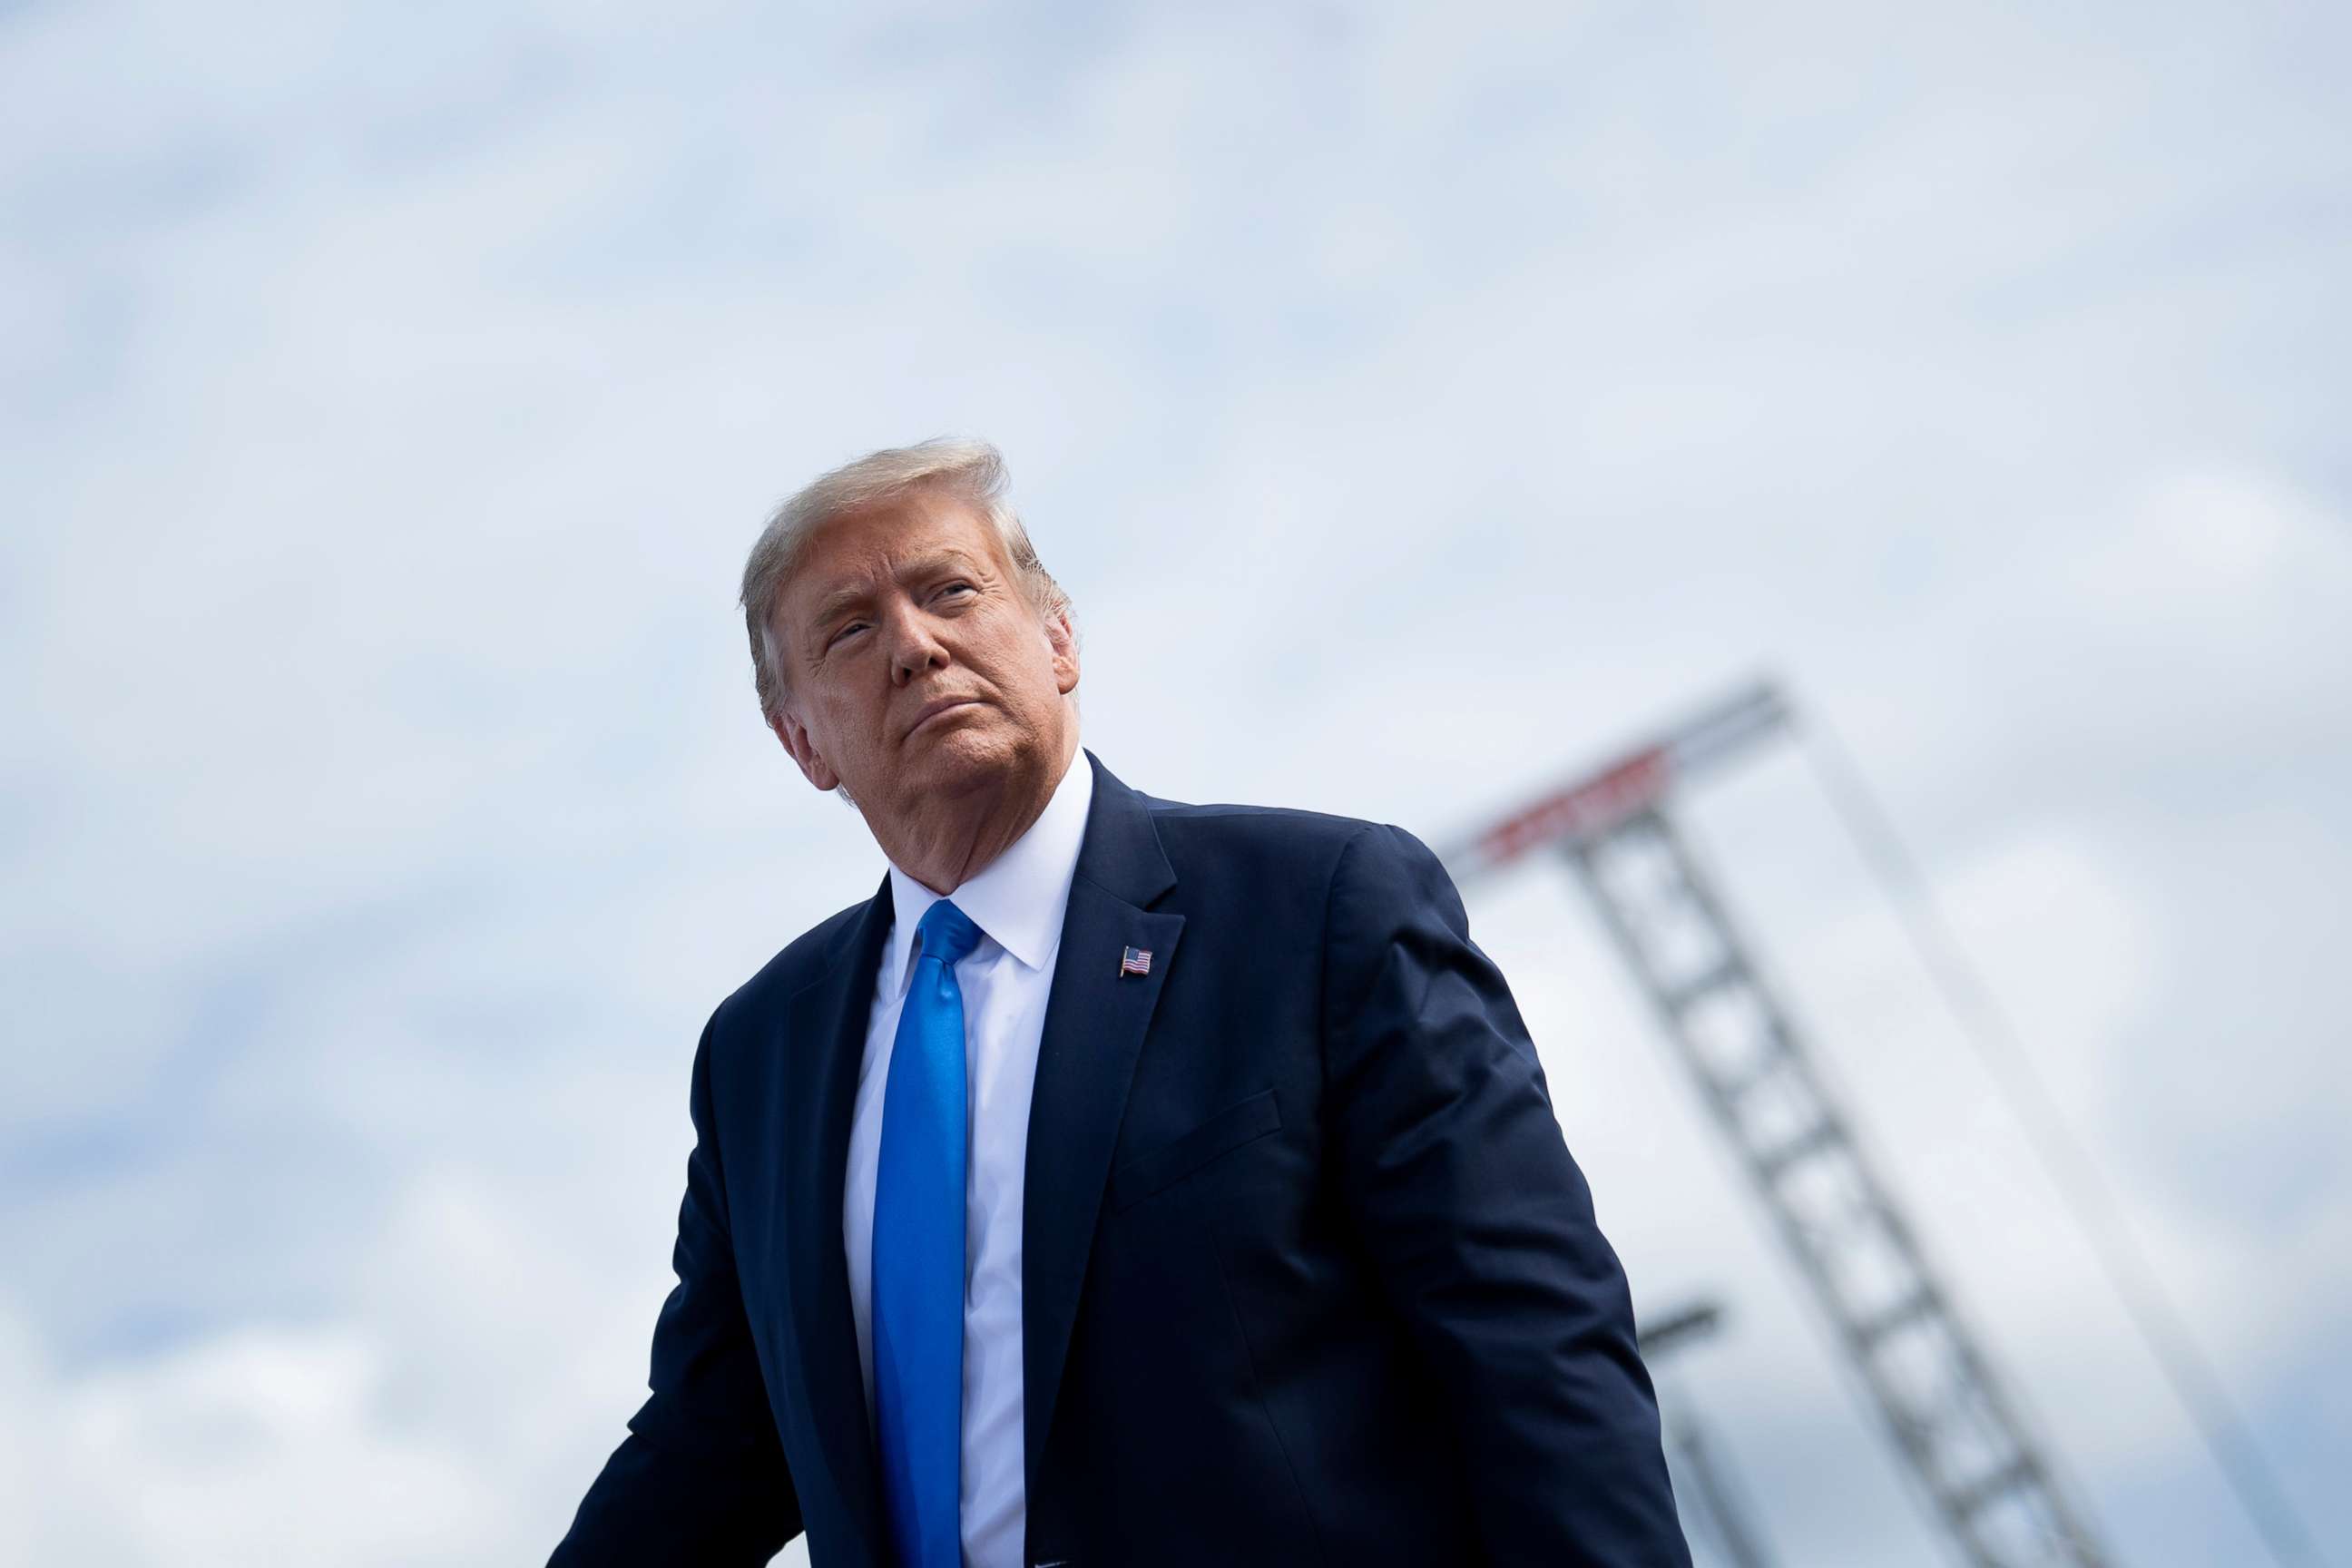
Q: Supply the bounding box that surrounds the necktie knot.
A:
[916,897,982,968]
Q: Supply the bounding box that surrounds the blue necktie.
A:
[874,898,983,1568]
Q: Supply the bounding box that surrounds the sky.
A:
[3,0,2348,1563]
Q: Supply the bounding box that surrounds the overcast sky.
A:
[5,1,2348,1564]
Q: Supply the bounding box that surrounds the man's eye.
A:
[827,622,867,649]
[939,582,976,599]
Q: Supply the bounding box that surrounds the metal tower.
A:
[1442,685,2110,1568]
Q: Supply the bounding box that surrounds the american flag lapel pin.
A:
[1119,946,1152,978]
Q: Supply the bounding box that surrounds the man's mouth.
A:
[905,696,984,740]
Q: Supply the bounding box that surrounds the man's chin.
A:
[897,724,1017,795]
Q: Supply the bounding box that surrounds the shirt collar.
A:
[880,749,1095,989]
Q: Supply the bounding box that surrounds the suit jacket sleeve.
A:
[1321,824,1690,1567]
[550,1010,801,1566]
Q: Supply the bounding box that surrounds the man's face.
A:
[767,485,1078,816]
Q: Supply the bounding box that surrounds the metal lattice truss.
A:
[1445,687,2110,1568]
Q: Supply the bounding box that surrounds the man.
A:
[552,439,1690,1567]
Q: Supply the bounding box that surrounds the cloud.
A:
[5,0,2348,1563]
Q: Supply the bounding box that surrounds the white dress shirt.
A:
[843,750,1093,1568]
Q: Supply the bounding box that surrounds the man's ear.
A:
[768,704,843,792]
[1045,608,1080,697]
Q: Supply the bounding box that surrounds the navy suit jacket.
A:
[552,752,1690,1566]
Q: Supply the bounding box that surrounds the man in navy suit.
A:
[551,440,1690,1567]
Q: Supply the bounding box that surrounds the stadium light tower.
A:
[1442,684,2110,1568]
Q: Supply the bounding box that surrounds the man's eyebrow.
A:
[805,583,872,637]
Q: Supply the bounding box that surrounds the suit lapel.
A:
[1022,753,1184,1500]
[779,878,893,1566]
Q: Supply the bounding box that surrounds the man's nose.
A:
[887,613,951,686]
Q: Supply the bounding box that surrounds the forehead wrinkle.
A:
[895,544,992,587]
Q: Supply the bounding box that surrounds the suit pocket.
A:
[1111,1089,1283,1213]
